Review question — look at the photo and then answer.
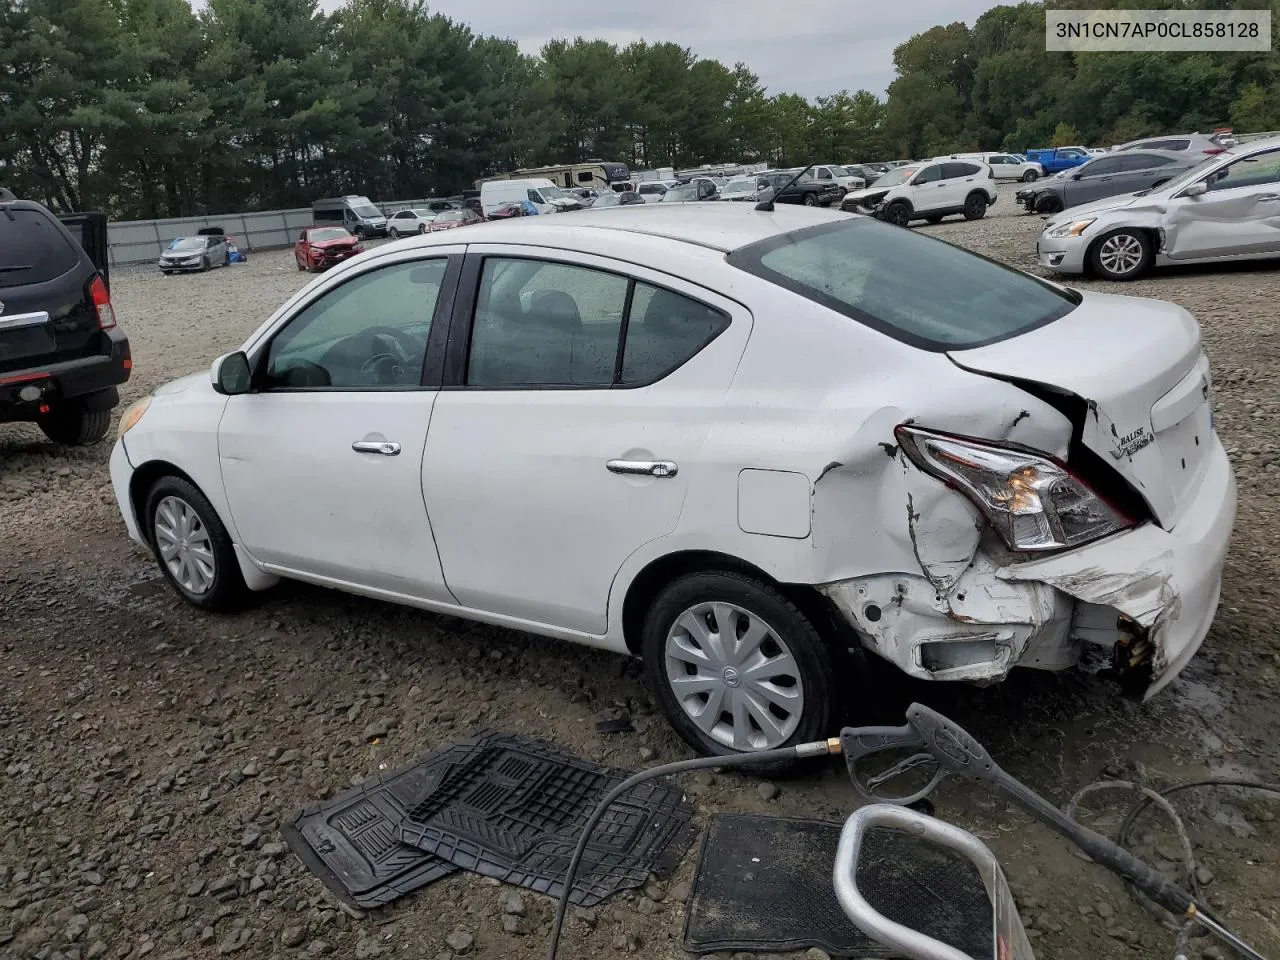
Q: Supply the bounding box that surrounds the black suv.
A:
[0,190,130,445]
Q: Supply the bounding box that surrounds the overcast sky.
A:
[314,0,996,98]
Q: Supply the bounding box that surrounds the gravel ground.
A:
[3,206,1280,960]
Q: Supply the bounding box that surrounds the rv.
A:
[476,161,631,194]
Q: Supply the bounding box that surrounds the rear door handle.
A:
[607,459,678,478]
[352,440,401,456]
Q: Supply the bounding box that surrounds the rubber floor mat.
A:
[281,750,465,908]
[683,814,993,958]
[397,734,696,906]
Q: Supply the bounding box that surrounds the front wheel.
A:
[388,227,399,239]
[642,571,834,768]
[37,405,111,445]
[883,201,911,227]
[418,224,427,234]
[963,193,988,220]
[1022,170,1039,182]
[1035,194,1064,214]
[201,256,211,272]
[803,193,819,206]
[145,475,248,611]
[1089,228,1153,281]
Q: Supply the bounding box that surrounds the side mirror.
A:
[1183,180,1209,197]
[1070,172,1083,180]
[211,351,252,396]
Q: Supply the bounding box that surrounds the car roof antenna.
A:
[755,163,815,211]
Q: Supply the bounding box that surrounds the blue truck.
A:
[1024,147,1092,174]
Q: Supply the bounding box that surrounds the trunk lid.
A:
[948,291,1213,528]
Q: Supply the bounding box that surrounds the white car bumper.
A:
[110,437,146,548]
[824,436,1236,698]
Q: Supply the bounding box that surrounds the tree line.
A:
[2,0,1277,220]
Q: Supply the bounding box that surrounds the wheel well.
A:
[129,460,200,540]
[966,189,988,202]
[619,550,859,658]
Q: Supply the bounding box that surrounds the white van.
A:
[480,178,579,217]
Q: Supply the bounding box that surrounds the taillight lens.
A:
[896,425,1133,552]
[89,275,116,330]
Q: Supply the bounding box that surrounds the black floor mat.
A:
[280,751,462,908]
[397,733,696,906]
[683,814,993,958]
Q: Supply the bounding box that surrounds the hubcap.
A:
[154,496,215,595]
[1099,234,1143,275]
[664,602,804,751]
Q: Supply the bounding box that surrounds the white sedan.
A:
[110,204,1236,758]
[386,208,436,237]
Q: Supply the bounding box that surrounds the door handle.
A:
[1257,194,1280,202]
[607,459,678,478]
[352,440,401,456]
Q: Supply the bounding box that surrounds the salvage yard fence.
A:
[106,198,433,267]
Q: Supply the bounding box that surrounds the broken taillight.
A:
[89,274,116,330]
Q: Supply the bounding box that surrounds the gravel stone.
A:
[497,889,525,916]
[445,930,474,954]
[756,782,780,801]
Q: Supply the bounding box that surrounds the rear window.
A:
[0,208,81,288]
[726,219,1078,351]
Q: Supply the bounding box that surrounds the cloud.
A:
[312,0,995,97]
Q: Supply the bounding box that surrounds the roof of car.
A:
[389,203,852,254]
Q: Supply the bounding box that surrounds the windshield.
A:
[828,166,850,177]
[410,209,436,219]
[168,237,205,251]
[871,166,917,187]
[727,218,1077,351]
[592,192,621,206]
[307,228,351,242]
[349,201,381,219]
[536,185,567,201]
[1153,154,1227,193]
[721,181,756,196]
[662,185,699,201]
[435,210,463,222]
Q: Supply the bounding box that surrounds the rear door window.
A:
[0,208,82,288]
[727,218,1077,351]
[941,162,980,179]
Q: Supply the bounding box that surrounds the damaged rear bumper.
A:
[820,438,1236,697]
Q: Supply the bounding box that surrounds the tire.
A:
[1035,194,1064,214]
[144,475,248,612]
[925,214,944,224]
[388,227,399,239]
[418,224,427,234]
[883,201,911,227]
[37,405,111,446]
[803,193,819,206]
[201,256,210,272]
[1022,170,1039,182]
[642,571,835,770]
[963,193,988,221]
[1089,228,1153,281]
[161,270,172,275]
[353,227,366,241]
[297,260,306,271]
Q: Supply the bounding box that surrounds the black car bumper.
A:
[0,333,131,422]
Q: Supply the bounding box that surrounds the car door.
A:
[1165,147,1280,260]
[939,162,981,208]
[908,163,946,212]
[421,246,752,634]
[1063,157,1123,205]
[217,247,464,601]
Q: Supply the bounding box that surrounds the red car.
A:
[294,226,364,272]
[428,208,484,232]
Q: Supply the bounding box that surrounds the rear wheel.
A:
[37,405,111,446]
[1035,194,1064,214]
[145,475,248,611]
[642,571,835,769]
[1022,170,1039,182]
[963,193,988,220]
[1089,228,1153,281]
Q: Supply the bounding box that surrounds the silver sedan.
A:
[1037,135,1280,280]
